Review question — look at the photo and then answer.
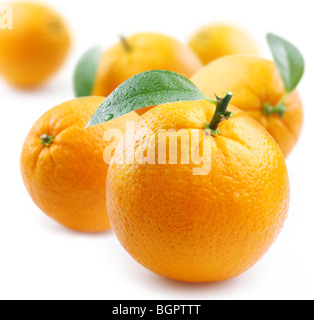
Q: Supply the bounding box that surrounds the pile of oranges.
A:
[0,2,304,283]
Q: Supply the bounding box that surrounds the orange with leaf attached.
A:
[106,97,290,282]
[74,33,203,98]
[192,55,304,157]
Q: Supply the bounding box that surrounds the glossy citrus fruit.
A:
[21,97,138,232]
[192,55,303,157]
[189,24,258,65]
[106,100,290,282]
[0,2,71,88]
[74,33,203,97]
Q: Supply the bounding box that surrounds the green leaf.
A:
[86,70,210,128]
[73,46,102,97]
[267,33,305,93]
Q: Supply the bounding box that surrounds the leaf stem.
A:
[205,92,233,137]
[119,35,132,52]
[205,97,217,105]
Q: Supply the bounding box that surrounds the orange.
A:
[76,33,203,97]
[189,24,258,65]
[106,100,290,282]
[192,55,303,157]
[0,2,71,88]
[21,97,138,232]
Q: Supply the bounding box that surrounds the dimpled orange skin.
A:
[0,2,71,88]
[92,33,203,97]
[189,24,258,65]
[107,100,290,282]
[192,55,303,158]
[21,97,138,232]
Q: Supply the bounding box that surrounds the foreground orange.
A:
[192,55,303,157]
[21,97,138,232]
[189,24,258,65]
[106,100,290,282]
[74,33,202,97]
[0,2,71,88]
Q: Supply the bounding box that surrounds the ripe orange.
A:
[21,97,138,232]
[0,2,71,88]
[106,100,290,282]
[189,24,258,65]
[192,55,303,157]
[75,33,203,97]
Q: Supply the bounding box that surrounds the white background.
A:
[0,0,313,300]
